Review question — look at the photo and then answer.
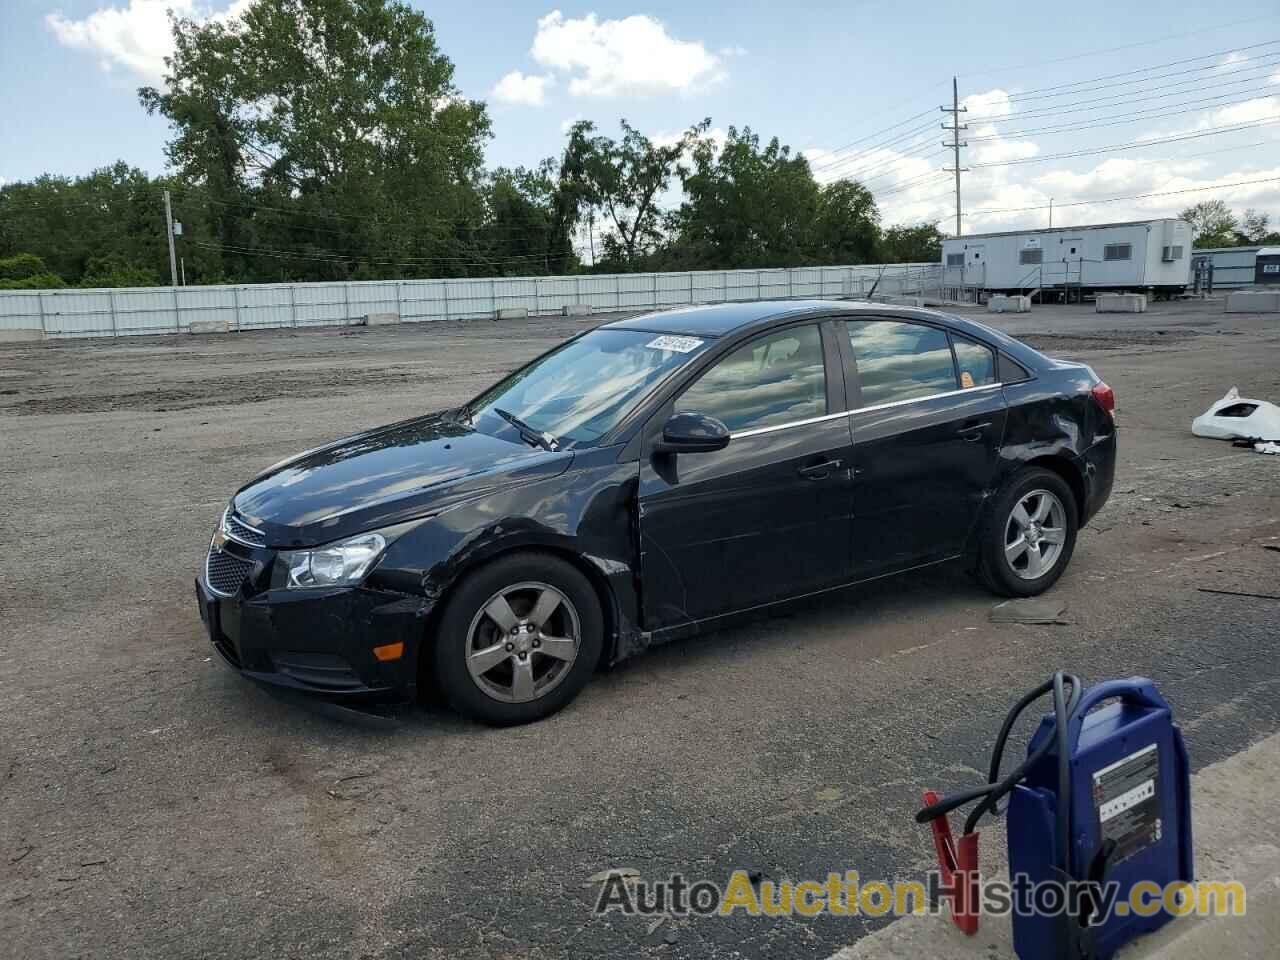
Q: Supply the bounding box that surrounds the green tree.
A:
[0,253,66,289]
[814,180,881,265]
[666,126,881,269]
[578,118,708,269]
[669,126,818,269]
[0,163,186,284]
[79,255,162,288]
[880,222,945,263]
[1180,200,1238,247]
[139,0,491,281]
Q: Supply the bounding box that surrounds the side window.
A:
[675,324,826,433]
[951,335,997,388]
[846,320,958,408]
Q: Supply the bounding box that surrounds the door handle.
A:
[797,458,843,479]
[956,422,991,441]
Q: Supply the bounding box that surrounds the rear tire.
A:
[433,552,603,726]
[978,467,1078,597]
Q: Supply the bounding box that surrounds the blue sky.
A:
[3,1,1279,233]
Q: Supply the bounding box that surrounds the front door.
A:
[638,322,853,629]
[841,318,1007,577]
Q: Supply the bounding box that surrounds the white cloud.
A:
[1211,96,1280,125]
[491,71,554,107]
[962,88,1014,121]
[1218,51,1250,70]
[530,10,723,98]
[46,0,251,84]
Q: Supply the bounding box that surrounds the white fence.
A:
[0,263,939,339]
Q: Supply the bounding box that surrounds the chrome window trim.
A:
[729,383,1003,439]
[730,409,852,439]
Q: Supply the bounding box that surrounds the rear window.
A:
[951,335,997,388]
[998,353,1032,383]
[846,320,958,407]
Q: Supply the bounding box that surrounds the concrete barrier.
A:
[988,294,1031,314]
[868,294,925,307]
[0,329,43,343]
[365,312,400,326]
[188,320,231,334]
[1224,291,1280,313]
[1096,293,1147,313]
[495,307,530,320]
[561,304,592,317]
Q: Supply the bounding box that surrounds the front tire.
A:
[978,467,1078,597]
[433,552,603,725]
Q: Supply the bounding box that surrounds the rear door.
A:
[637,321,853,628]
[841,318,1007,577]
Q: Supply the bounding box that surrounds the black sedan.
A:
[196,301,1116,724]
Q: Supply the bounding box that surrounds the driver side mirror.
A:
[655,412,731,454]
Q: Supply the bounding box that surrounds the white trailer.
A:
[941,219,1192,300]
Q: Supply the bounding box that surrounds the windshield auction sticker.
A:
[645,335,704,353]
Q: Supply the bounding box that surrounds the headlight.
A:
[278,533,387,589]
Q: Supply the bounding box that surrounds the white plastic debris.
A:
[1191,387,1280,443]
[1256,441,1280,455]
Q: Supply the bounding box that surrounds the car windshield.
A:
[463,328,711,447]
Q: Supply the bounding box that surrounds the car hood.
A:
[233,412,572,547]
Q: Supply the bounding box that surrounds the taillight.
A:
[1091,381,1115,420]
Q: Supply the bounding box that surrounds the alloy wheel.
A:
[465,581,582,703]
[1003,489,1067,581]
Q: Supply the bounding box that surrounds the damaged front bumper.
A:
[195,576,426,704]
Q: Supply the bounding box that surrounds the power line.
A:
[969,118,1280,170]
[805,108,939,169]
[814,51,1279,183]
[188,239,563,269]
[873,139,1280,214]
[808,118,943,177]
[964,91,1280,143]
[965,72,1280,125]
[956,18,1278,82]
[961,175,1280,219]
[1005,46,1280,103]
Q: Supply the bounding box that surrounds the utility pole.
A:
[941,77,968,237]
[1049,198,1054,228]
[163,190,179,287]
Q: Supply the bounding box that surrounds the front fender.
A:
[365,446,646,666]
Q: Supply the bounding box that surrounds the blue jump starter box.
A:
[1007,678,1194,960]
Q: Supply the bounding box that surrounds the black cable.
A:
[915,672,1083,846]
[1053,671,1072,879]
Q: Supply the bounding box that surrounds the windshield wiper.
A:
[492,408,559,452]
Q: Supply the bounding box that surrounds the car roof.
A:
[601,299,1049,368]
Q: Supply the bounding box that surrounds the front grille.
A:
[224,511,266,547]
[206,547,254,597]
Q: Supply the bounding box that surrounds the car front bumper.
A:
[195,576,426,704]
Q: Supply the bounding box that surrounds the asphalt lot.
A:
[2,299,1278,960]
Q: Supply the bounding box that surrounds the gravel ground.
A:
[1,300,1278,960]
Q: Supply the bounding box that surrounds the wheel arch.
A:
[417,542,620,691]
[1022,453,1087,523]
